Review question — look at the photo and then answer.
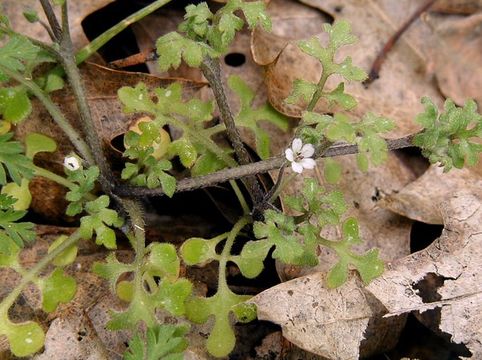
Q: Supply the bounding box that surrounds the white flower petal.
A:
[292,138,302,153]
[64,156,80,171]
[301,143,315,158]
[285,148,294,162]
[301,158,316,170]
[291,161,304,173]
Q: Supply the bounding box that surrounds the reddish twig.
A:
[363,0,437,86]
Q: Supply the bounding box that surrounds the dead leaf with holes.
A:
[366,192,482,358]
[380,160,482,224]
[250,273,404,360]
[251,0,445,139]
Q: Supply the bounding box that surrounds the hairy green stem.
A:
[0,64,94,164]
[217,216,250,291]
[307,72,330,112]
[229,180,250,216]
[32,165,96,201]
[75,0,172,65]
[115,135,415,197]
[168,116,237,167]
[0,230,81,313]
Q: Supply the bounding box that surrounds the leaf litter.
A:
[1,0,482,358]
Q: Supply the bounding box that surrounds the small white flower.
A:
[285,138,316,174]
[63,155,81,171]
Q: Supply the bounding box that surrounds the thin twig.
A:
[115,135,415,197]
[200,57,265,209]
[56,2,116,194]
[39,0,62,41]
[363,0,437,86]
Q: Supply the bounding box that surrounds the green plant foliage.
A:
[286,20,364,112]
[0,315,44,358]
[302,111,394,171]
[0,132,34,185]
[1,133,57,211]
[79,195,123,249]
[48,235,78,267]
[325,218,384,288]
[118,82,233,180]
[0,194,35,254]
[0,35,39,79]
[228,75,289,159]
[38,267,77,312]
[413,97,482,171]
[0,88,31,123]
[123,324,189,360]
[65,165,99,216]
[156,0,271,71]
[95,240,192,330]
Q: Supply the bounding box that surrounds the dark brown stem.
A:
[200,57,265,208]
[56,2,116,194]
[363,0,437,86]
[115,135,415,197]
[39,0,62,41]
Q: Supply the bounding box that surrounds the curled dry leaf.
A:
[366,192,482,358]
[251,0,444,139]
[425,12,482,106]
[2,0,114,54]
[250,274,404,360]
[380,162,482,224]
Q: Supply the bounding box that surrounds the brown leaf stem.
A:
[115,135,415,197]
[200,56,265,209]
[363,0,437,86]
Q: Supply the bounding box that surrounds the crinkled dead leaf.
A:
[380,162,482,224]
[251,0,445,139]
[367,192,482,359]
[250,274,404,359]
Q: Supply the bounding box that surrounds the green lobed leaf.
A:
[40,268,77,312]
[180,237,218,266]
[1,319,44,357]
[413,97,482,171]
[0,88,31,123]
[79,195,123,249]
[123,324,189,360]
[0,35,40,76]
[25,133,57,159]
[145,243,180,279]
[0,132,34,185]
[228,75,289,159]
[48,234,78,267]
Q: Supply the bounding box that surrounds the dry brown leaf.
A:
[2,0,114,53]
[251,0,445,139]
[425,12,482,106]
[366,192,482,358]
[432,0,482,14]
[380,163,482,224]
[250,274,404,359]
